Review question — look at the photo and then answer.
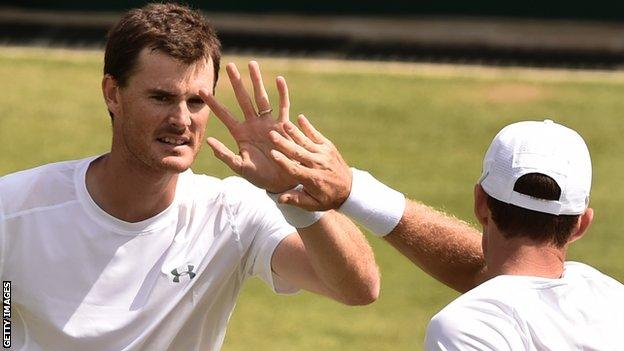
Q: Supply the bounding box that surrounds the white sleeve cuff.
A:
[261,231,300,295]
[266,185,325,228]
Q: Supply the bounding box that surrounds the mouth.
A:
[156,136,191,147]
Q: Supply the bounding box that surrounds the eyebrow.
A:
[146,88,178,97]
[146,89,202,100]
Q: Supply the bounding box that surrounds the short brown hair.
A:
[486,173,579,247]
[104,3,221,89]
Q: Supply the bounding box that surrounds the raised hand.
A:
[200,61,298,193]
[268,115,353,211]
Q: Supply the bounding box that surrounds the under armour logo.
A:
[171,265,196,283]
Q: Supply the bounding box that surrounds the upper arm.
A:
[227,177,301,293]
[270,233,336,299]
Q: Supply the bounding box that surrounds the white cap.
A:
[479,120,591,215]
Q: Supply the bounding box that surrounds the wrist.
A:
[338,168,406,237]
[266,181,299,195]
[267,185,325,228]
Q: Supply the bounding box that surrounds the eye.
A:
[188,98,205,106]
[151,95,170,103]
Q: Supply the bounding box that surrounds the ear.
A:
[474,184,490,227]
[102,74,121,119]
[568,207,594,243]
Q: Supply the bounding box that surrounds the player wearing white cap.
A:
[423,120,624,350]
[267,117,624,350]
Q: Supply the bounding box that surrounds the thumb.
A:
[279,189,322,211]
[206,137,243,175]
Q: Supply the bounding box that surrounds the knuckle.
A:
[289,196,299,205]
[289,164,299,176]
[293,149,303,160]
[316,155,329,167]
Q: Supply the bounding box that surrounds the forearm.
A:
[298,211,380,305]
[385,200,486,292]
[269,119,488,292]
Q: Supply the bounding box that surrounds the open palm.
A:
[200,61,298,193]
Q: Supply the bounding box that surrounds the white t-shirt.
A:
[0,156,298,351]
[425,261,624,351]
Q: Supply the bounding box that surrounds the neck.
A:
[86,153,179,222]
[485,231,566,280]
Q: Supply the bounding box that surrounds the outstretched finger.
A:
[269,131,316,165]
[278,189,321,211]
[226,63,256,120]
[297,115,327,144]
[200,89,238,133]
[206,137,243,175]
[284,121,319,153]
[248,61,272,115]
[276,76,290,123]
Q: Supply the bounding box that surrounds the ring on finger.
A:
[257,108,273,117]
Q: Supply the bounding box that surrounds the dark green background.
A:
[5,1,624,21]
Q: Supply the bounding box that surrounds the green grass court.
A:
[1,47,623,350]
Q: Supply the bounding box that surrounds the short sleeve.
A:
[247,220,297,294]
[425,304,526,351]
[223,177,299,294]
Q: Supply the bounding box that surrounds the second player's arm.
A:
[385,201,484,292]
[269,116,487,292]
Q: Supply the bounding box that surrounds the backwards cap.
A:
[479,120,591,215]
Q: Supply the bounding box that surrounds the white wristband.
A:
[339,168,406,237]
[267,185,325,228]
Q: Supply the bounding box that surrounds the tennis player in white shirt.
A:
[268,117,624,350]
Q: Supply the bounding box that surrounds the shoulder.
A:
[182,173,262,199]
[181,173,274,217]
[425,281,527,351]
[565,261,622,281]
[0,158,88,217]
[219,176,271,211]
[432,279,518,318]
[564,261,624,292]
[221,176,265,197]
[0,159,79,186]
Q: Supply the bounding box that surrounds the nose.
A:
[169,102,192,130]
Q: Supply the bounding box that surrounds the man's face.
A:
[110,49,214,174]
